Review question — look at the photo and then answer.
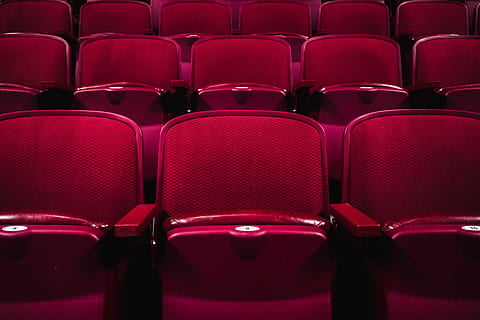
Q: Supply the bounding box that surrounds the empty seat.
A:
[395,0,468,39]
[159,1,231,62]
[158,110,332,320]
[0,33,71,113]
[0,0,73,38]
[79,0,152,37]
[74,34,185,181]
[0,110,155,320]
[159,2,231,36]
[191,36,292,111]
[412,35,480,111]
[240,1,310,61]
[299,34,408,179]
[317,0,390,36]
[331,109,480,320]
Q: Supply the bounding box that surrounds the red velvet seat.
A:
[0,110,155,320]
[395,0,468,39]
[191,36,292,111]
[0,33,71,113]
[78,0,153,37]
[159,1,231,62]
[331,109,480,320]
[317,0,390,36]
[412,35,480,111]
[240,1,310,61]
[0,0,73,38]
[74,34,184,182]
[299,34,408,179]
[158,110,332,320]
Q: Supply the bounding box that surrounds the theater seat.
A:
[317,0,390,36]
[298,34,408,179]
[191,36,293,111]
[0,33,71,114]
[158,110,333,320]
[331,109,480,320]
[78,0,153,37]
[159,2,231,62]
[395,0,468,39]
[0,110,156,320]
[240,1,310,62]
[411,35,480,111]
[74,34,186,182]
[0,0,73,38]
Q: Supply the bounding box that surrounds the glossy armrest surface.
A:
[114,204,157,237]
[330,203,381,237]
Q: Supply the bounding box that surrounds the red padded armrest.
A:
[41,81,74,92]
[169,79,191,93]
[406,81,441,92]
[293,80,315,93]
[114,204,157,237]
[330,203,381,237]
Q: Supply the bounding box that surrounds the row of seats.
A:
[1,108,479,320]
[2,32,480,181]
[0,0,475,38]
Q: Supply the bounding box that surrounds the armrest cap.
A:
[114,204,157,237]
[330,203,381,237]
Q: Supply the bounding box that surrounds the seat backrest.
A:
[0,33,70,88]
[317,0,390,36]
[475,3,480,34]
[302,35,402,88]
[240,1,311,36]
[159,1,231,36]
[0,0,73,36]
[412,35,480,87]
[76,35,179,89]
[395,0,468,38]
[343,109,480,224]
[158,111,329,216]
[79,0,152,37]
[0,110,142,225]
[192,36,291,90]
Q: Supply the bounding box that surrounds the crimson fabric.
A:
[303,35,402,89]
[0,113,140,225]
[0,0,72,36]
[395,1,468,38]
[318,1,389,36]
[0,34,69,89]
[164,210,329,230]
[345,111,480,225]
[159,2,231,36]
[79,1,152,37]
[160,113,326,216]
[192,37,291,90]
[413,36,480,87]
[76,36,179,89]
[240,1,310,36]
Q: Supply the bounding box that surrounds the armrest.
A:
[169,79,191,94]
[394,33,415,45]
[293,80,315,94]
[41,81,74,92]
[114,204,157,237]
[330,203,381,237]
[406,81,441,93]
